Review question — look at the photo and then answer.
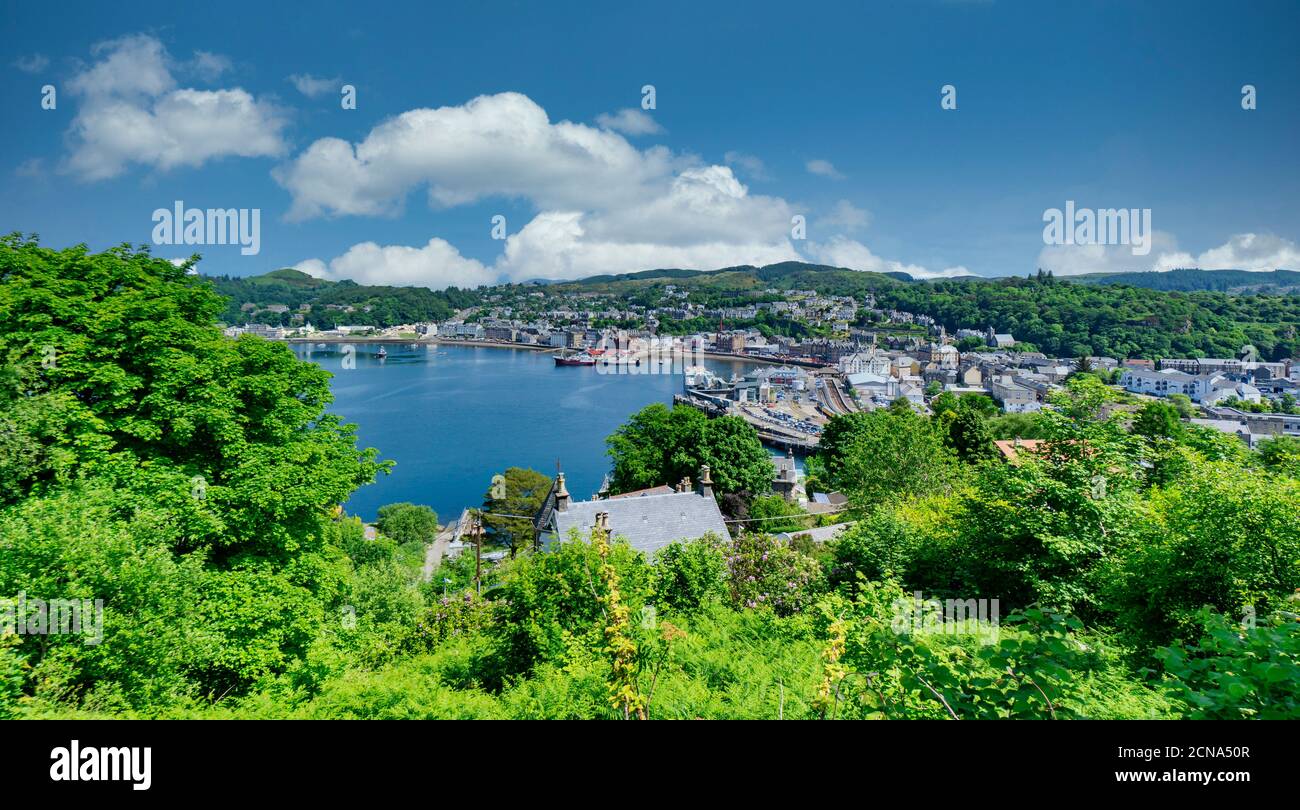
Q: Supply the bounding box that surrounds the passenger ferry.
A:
[554,350,596,366]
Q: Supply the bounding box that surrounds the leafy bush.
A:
[1156,611,1300,719]
[724,532,824,616]
[653,536,729,614]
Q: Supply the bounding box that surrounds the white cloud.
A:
[497,210,800,281]
[297,238,497,289]
[823,199,871,231]
[1037,232,1300,275]
[806,158,844,179]
[275,92,679,219]
[594,108,662,135]
[724,151,769,181]
[288,73,339,98]
[1192,233,1300,271]
[12,54,49,74]
[61,34,288,181]
[808,236,972,279]
[67,34,173,99]
[280,92,984,287]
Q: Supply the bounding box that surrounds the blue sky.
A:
[3,0,1298,285]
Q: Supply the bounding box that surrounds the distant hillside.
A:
[203,268,477,329]
[1072,268,1300,293]
[564,261,907,296]
[251,267,334,289]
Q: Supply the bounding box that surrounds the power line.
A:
[723,507,851,525]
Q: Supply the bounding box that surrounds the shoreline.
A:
[283,337,819,368]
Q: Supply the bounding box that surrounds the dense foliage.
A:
[2,240,1296,720]
[870,274,1300,361]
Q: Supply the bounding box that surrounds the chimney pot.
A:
[555,472,570,512]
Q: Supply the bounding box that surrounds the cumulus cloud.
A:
[594,108,662,135]
[806,158,844,179]
[1037,231,1300,275]
[808,236,972,279]
[496,209,800,281]
[281,92,981,288]
[275,92,681,219]
[1191,233,1300,271]
[61,34,288,181]
[296,238,497,289]
[12,54,49,74]
[288,73,338,98]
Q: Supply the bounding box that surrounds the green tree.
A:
[376,503,439,547]
[816,410,960,509]
[747,494,810,533]
[0,237,385,706]
[605,403,773,497]
[929,391,960,418]
[958,393,998,417]
[482,467,552,556]
[1167,393,1196,419]
[946,408,999,464]
[1131,400,1185,440]
[1257,436,1300,478]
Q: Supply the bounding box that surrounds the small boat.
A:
[376,346,388,359]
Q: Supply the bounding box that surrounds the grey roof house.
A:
[535,467,731,558]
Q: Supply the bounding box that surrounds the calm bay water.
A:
[293,343,760,522]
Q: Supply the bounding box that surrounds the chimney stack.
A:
[699,465,713,499]
[555,472,570,512]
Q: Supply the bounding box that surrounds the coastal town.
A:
[223,280,1300,454]
[4,0,1299,737]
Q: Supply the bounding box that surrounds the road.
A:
[422,526,454,582]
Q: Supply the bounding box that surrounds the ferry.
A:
[554,350,595,366]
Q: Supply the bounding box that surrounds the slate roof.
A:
[546,491,731,557]
[608,485,676,499]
